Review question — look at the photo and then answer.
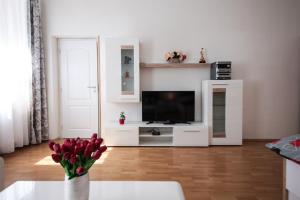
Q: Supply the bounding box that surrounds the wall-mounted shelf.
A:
[140,63,210,68]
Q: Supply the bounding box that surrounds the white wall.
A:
[42,0,300,139]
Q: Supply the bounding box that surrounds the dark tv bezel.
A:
[141,91,195,123]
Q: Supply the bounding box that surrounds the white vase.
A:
[64,173,90,200]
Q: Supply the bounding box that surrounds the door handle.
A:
[87,86,97,89]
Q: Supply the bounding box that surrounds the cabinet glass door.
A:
[212,88,226,138]
[121,45,134,95]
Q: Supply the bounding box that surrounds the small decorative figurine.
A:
[199,48,206,63]
[124,71,130,79]
[119,112,126,125]
[124,56,132,64]
[164,51,187,63]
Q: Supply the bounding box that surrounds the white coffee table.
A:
[0,181,185,200]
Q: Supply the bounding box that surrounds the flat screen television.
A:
[142,91,195,123]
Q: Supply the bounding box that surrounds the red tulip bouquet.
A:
[49,134,107,180]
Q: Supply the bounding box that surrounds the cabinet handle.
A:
[212,84,228,86]
[120,97,137,100]
[183,130,200,133]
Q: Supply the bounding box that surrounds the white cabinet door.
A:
[223,83,243,145]
[59,39,98,138]
[104,38,140,102]
[173,126,209,146]
[104,127,139,146]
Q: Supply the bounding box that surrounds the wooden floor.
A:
[2,142,282,200]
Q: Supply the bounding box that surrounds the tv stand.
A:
[103,122,209,147]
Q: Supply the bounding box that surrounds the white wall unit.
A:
[103,38,140,103]
[103,122,208,147]
[202,80,243,145]
[44,0,300,140]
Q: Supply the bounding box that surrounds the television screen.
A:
[142,91,195,123]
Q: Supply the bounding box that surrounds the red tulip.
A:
[64,139,71,144]
[52,154,61,163]
[61,143,70,153]
[97,138,103,145]
[80,142,85,151]
[70,155,77,164]
[48,141,55,151]
[92,150,102,160]
[53,144,61,154]
[74,144,82,154]
[94,141,100,149]
[84,144,93,158]
[91,133,98,140]
[76,166,85,175]
[83,140,89,148]
[69,143,75,153]
[95,138,103,149]
[70,139,76,146]
[63,152,71,160]
[90,141,96,152]
[99,145,107,153]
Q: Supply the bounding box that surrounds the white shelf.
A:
[140,63,210,68]
[139,133,173,138]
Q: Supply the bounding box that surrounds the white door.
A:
[59,39,98,138]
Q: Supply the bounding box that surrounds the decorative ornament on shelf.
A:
[48,134,107,200]
[124,56,132,64]
[164,51,187,63]
[199,48,206,63]
[119,111,126,125]
[124,71,130,79]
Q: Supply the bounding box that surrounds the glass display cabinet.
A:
[104,38,139,102]
[121,45,134,95]
[202,80,243,145]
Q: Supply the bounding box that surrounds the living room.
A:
[0,0,300,199]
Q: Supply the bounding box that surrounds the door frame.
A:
[50,36,101,139]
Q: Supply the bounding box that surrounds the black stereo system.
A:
[210,61,232,80]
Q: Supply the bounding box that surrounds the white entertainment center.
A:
[101,38,243,147]
[104,122,208,147]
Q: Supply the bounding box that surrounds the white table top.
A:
[0,181,185,200]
